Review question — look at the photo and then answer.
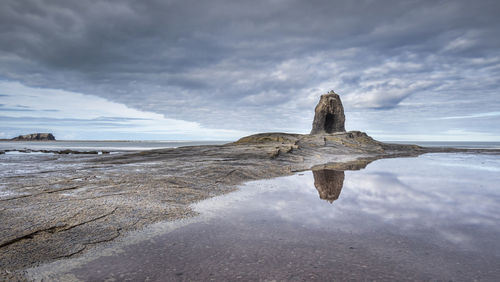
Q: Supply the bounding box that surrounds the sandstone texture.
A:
[311,91,345,134]
[11,133,56,141]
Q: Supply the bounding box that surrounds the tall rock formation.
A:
[11,133,56,141]
[310,90,346,134]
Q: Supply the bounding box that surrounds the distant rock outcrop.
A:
[313,169,345,203]
[310,90,346,134]
[11,133,56,141]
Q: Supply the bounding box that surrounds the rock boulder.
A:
[11,133,56,141]
[310,90,346,134]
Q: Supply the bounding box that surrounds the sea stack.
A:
[310,90,346,134]
[11,133,56,141]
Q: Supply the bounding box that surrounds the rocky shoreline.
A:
[0,149,110,155]
[1,92,499,280]
[2,131,498,280]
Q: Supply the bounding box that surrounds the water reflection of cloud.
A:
[347,170,499,239]
[220,154,500,249]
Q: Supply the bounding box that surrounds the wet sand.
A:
[29,154,500,281]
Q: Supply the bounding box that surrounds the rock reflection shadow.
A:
[313,169,345,203]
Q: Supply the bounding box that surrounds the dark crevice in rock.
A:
[53,228,122,260]
[59,207,118,232]
[46,186,80,194]
[0,226,63,249]
[52,245,87,260]
[216,169,238,183]
[1,185,81,202]
[0,194,31,202]
[0,208,118,249]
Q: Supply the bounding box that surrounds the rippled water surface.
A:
[34,153,500,281]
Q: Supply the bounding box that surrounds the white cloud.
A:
[443,32,478,52]
[0,81,249,140]
[433,111,500,120]
[344,79,435,109]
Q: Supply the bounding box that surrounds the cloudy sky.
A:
[1,0,499,141]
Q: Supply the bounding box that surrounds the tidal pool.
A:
[33,153,500,281]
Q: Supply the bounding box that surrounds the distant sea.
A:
[1,140,499,154]
[389,141,500,149]
[0,140,229,153]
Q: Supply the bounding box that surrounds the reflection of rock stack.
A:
[313,169,345,203]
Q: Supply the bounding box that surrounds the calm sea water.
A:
[391,141,500,149]
[0,140,227,179]
[0,140,228,153]
[31,153,500,281]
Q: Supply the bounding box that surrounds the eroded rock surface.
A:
[311,91,346,134]
[1,130,497,280]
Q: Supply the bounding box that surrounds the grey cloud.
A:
[0,105,34,112]
[0,0,499,136]
[0,115,149,123]
[0,109,34,112]
[93,117,153,122]
[0,104,59,112]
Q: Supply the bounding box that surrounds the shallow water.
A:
[0,140,227,152]
[0,140,226,179]
[34,153,500,281]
